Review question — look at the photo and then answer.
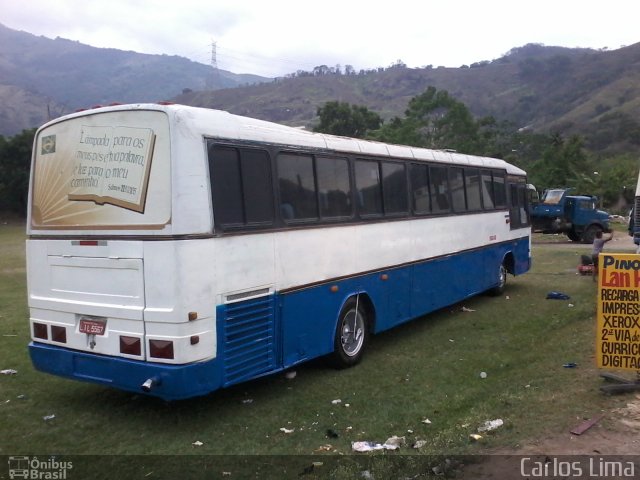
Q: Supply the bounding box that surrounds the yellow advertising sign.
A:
[596,253,640,371]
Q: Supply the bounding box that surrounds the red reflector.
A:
[149,340,174,359]
[79,240,99,246]
[120,336,141,356]
[33,322,48,340]
[51,326,67,343]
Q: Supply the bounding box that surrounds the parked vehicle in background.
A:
[529,187,610,243]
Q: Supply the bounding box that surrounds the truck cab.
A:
[529,188,610,243]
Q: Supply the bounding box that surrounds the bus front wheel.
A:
[329,297,369,368]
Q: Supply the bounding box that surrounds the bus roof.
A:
[40,103,527,176]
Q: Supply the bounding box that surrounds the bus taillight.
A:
[51,325,67,343]
[33,322,48,340]
[149,340,174,359]
[120,336,141,356]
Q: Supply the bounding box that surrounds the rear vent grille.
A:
[222,295,276,385]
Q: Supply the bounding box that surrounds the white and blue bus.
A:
[26,103,531,400]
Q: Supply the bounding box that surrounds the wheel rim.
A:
[498,264,506,288]
[340,308,365,357]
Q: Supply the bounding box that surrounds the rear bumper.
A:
[29,342,222,401]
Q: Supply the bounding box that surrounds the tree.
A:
[0,129,36,215]
[528,134,589,190]
[314,101,382,138]
[374,86,484,153]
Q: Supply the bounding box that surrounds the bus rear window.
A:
[30,110,171,230]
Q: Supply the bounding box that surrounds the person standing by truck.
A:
[592,229,614,282]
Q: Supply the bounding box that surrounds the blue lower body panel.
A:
[29,237,530,400]
[29,342,222,401]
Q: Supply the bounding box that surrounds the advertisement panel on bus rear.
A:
[30,110,171,230]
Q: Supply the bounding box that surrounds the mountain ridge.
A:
[2,23,640,155]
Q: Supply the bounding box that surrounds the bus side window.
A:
[316,156,352,219]
[465,168,482,211]
[381,161,408,216]
[355,160,383,216]
[493,173,506,208]
[449,167,466,213]
[242,149,275,225]
[429,165,450,214]
[480,169,495,209]
[277,153,319,222]
[209,144,274,231]
[410,163,431,214]
[209,146,244,227]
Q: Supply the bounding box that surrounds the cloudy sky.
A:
[0,0,638,77]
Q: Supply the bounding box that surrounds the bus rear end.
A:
[26,105,219,400]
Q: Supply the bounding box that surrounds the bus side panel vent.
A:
[221,295,277,386]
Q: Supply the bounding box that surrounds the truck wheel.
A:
[582,225,602,244]
[329,297,369,368]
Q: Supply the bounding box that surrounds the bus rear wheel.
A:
[329,297,368,368]
[488,262,507,296]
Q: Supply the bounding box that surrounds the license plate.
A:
[79,318,107,335]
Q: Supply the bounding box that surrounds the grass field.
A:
[0,224,635,478]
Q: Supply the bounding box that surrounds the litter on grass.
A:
[285,371,297,380]
[383,436,405,449]
[352,442,384,452]
[43,414,56,421]
[478,419,504,432]
[331,399,342,405]
[192,441,203,447]
[314,444,333,452]
[546,291,571,300]
[570,414,604,435]
[480,371,488,379]
[279,427,294,434]
[352,436,406,452]
[413,440,428,449]
[326,429,339,439]
[1,369,17,375]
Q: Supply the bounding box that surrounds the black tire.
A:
[488,262,507,296]
[329,297,369,368]
[582,225,602,244]
[567,229,580,242]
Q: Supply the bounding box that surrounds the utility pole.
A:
[207,40,219,89]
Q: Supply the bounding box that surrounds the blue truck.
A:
[529,187,611,244]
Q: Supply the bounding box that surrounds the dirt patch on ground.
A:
[461,394,640,478]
